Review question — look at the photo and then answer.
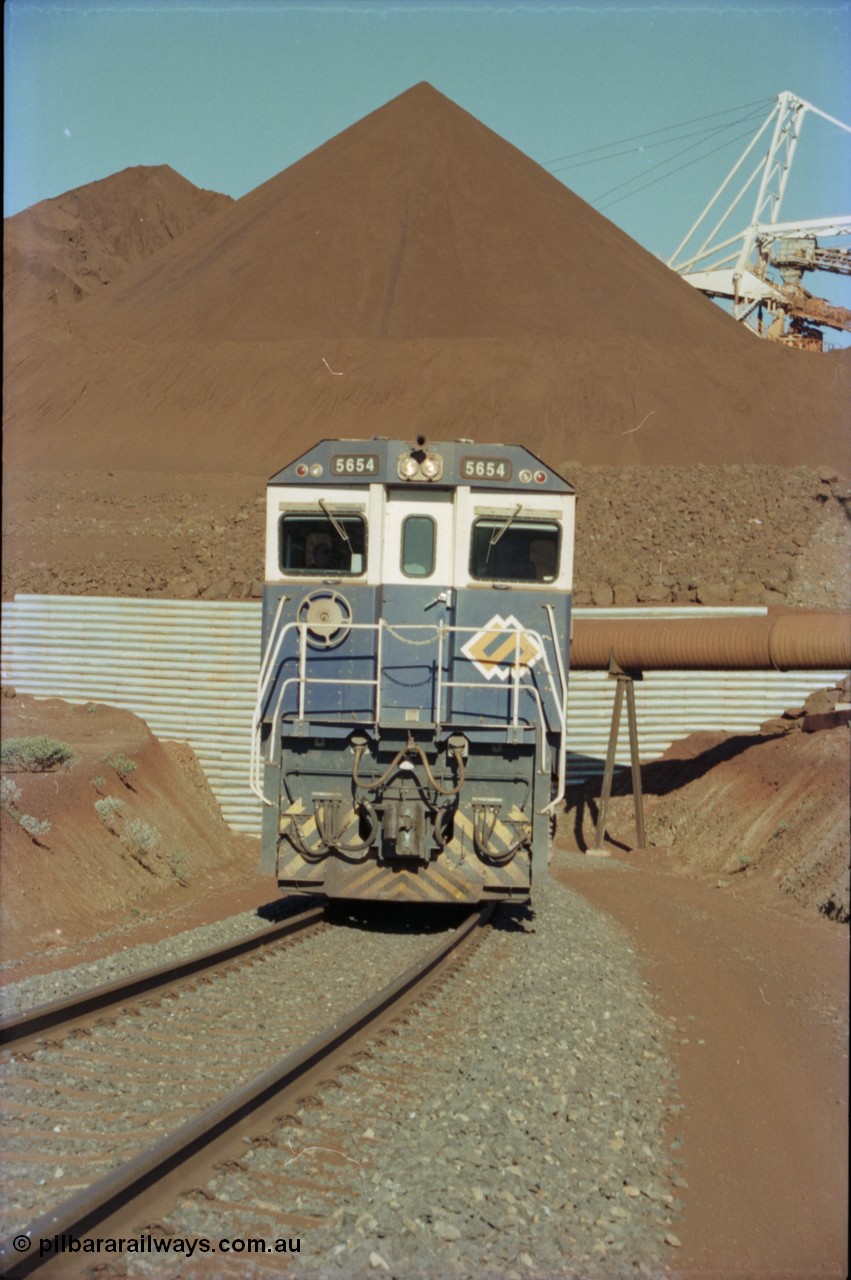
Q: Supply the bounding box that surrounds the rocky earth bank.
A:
[3,463,849,610]
[0,691,255,963]
[566,678,851,924]
[568,462,851,609]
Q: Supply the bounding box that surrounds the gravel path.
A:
[121,880,682,1280]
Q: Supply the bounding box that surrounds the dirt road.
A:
[556,853,849,1280]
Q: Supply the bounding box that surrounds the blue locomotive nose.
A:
[252,437,575,904]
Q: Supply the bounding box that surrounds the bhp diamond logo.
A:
[460,615,543,681]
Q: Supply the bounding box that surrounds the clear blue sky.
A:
[5,0,851,319]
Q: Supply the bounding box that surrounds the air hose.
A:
[351,734,465,797]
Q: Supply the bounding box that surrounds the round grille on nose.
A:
[297,590,353,648]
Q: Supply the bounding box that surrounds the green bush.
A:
[123,819,160,855]
[1,777,51,844]
[19,815,51,841]
[94,796,125,830]
[103,753,137,782]
[0,777,22,810]
[169,846,189,882]
[0,736,74,772]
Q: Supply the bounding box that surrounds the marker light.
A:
[295,464,309,478]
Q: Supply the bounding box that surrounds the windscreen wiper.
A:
[319,498,353,551]
[486,503,524,563]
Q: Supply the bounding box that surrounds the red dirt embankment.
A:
[565,683,851,922]
[555,694,849,1280]
[3,463,850,612]
[0,692,257,967]
[2,685,846,964]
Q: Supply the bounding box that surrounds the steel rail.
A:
[0,904,493,1279]
[0,906,326,1049]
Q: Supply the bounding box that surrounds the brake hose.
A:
[352,736,465,797]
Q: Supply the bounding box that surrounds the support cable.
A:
[541,97,772,167]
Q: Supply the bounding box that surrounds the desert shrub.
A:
[103,753,137,782]
[91,774,106,790]
[0,736,73,772]
[0,777,22,810]
[169,846,190,882]
[0,777,50,842]
[123,819,160,855]
[19,815,51,840]
[94,795,125,830]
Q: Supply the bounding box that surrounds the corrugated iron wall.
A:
[2,597,261,834]
[1,596,844,835]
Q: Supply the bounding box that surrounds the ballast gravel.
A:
[0,905,453,1237]
[0,895,319,1018]
[126,880,682,1280]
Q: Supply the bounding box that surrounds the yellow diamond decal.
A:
[461,614,543,681]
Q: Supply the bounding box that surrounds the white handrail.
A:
[249,617,568,805]
[249,595,289,804]
[542,603,570,814]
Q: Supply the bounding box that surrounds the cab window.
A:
[279,514,366,575]
[401,515,436,578]
[469,519,559,583]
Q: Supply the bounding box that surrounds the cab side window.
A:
[469,519,560,583]
[279,515,366,575]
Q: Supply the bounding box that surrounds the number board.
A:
[460,457,513,482]
[330,453,380,477]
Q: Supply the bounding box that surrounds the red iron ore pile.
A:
[3,83,849,604]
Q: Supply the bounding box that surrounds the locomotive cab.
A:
[251,437,575,904]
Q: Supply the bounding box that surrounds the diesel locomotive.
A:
[251,437,575,903]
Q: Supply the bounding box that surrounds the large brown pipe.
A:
[569,612,851,671]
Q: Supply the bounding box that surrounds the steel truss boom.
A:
[667,90,851,342]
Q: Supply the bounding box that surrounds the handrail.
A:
[542,603,570,814]
[249,618,568,805]
[249,595,289,804]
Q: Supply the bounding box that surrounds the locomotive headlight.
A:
[420,455,443,481]
[398,456,421,480]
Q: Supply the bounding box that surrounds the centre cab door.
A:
[378,489,455,723]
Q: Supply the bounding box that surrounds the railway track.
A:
[0,904,492,1278]
[0,906,327,1051]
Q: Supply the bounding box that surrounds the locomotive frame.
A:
[250,436,575,904]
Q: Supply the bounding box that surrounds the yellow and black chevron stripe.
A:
[278,801,531,903]
[453,804,530,862]
[278,799,325,887]
[321,855,474,903]
[277,844,326,889]
[279,798,366,860]
[321,846,530,903]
